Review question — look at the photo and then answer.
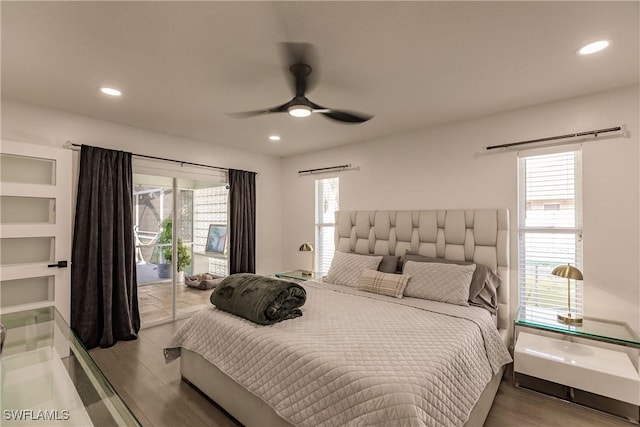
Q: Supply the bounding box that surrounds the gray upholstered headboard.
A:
[334,209,510,338]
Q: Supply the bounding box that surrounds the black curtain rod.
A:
[298,164,351,175]
[486,126,623,151]
[69,143,236,173]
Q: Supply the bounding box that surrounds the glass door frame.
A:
[133,159,227,329]
[133,174,180,329]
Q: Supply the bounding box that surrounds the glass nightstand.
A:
[515,306,640,348]
[275,270,320,281]
[514,306,640,423]
[0,306,140,426]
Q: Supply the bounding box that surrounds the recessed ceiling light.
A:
[269,135,281,141]
[99,87,122,96]
[578,40,610,55]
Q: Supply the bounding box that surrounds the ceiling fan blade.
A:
[227,101,290,118]
[320,110,373,123]
[309,101,372,123]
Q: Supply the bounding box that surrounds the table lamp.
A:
[299,243,314,276]
[551,263,583,325]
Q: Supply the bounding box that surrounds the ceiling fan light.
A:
[578,40,610,55]
[288,105,312,118]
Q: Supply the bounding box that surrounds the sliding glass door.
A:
[133,173,228,327]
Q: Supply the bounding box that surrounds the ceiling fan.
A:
[229,43,373,124]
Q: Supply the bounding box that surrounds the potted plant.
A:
[163,237,192,282]
[157,218,192,281]
[156,219,172,279]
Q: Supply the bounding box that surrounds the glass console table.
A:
[0,307,140,426]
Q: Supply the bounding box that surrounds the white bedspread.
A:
[165,280,512,427]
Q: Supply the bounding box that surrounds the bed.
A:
[165,209,512,426]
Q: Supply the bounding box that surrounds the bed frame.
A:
[181,209,510,426]
[334,209,511,340]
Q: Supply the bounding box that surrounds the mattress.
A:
[165,280,512,426]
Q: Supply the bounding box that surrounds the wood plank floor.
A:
[91,321,634,427]
[137,282,212,326]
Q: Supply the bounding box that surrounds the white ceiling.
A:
[2,1,638,157]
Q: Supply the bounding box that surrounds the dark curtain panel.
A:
[71,145,140,349]
[228,169,256,274]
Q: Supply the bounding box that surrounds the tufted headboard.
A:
[335,209,510,339]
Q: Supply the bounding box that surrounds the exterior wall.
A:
[281,85,640,332]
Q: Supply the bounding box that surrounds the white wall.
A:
[281,85,640,332]
[4,87,638,332]
[1,100,283,276]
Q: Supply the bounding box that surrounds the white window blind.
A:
[518,150,583,312]
[315,177,339,275]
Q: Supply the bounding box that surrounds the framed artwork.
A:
[206,224,227,253]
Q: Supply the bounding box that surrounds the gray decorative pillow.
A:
[466,265,501,314]
[325,252,383,287]
[360,254,399,273]
[400,253,501,314]
[398,252,433,271]
[403,260,475,306]
[377,255,400,273]
[356,269,410,298]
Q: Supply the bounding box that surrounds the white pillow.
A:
[403,260,476,306]
[325,252,383,287]
[356,269,410,298]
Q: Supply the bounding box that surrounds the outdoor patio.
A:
[136,263,212,325]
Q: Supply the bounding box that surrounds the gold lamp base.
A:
[557,312,583,325]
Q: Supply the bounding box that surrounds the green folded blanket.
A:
[210,274,307,325]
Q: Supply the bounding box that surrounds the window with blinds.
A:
[518,150,583,312]
[315,177,339,275]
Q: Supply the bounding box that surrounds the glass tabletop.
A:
[516,306,640,348]
[275,270,320,281]
[0,306,140,426]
